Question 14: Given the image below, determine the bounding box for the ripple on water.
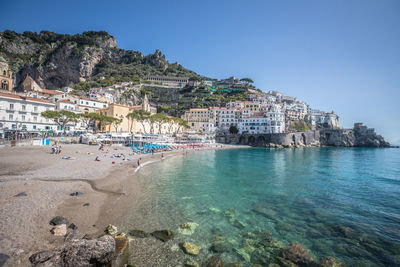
[118,148,400,266]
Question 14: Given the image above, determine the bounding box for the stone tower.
[0,56,13,92]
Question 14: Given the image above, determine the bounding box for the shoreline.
[0,143,246,266]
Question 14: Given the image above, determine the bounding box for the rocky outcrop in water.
[217,123,391,148]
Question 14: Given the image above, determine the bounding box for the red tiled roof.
[0,92,54,105]
[41,89,63,95]
[59,100,74,104]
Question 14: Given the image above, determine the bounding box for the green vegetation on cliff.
[0,30,201,89]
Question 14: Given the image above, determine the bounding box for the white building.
[238,116,268,134]
[0,92,57,133]
[219,108,237,129]
[144,75,189,87]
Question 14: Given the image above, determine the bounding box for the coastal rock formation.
[217,123,390,148]
[29,235,115,267]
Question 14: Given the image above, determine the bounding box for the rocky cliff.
[0,30,199,89]
[217,125,391,148]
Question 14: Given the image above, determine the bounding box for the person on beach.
[161,153,164,160]
[95,156,100,161]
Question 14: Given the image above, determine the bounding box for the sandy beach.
[0,143,241,266]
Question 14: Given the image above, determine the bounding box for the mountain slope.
[0,30,200,89]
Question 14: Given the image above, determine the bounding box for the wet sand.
[0,143,243,266]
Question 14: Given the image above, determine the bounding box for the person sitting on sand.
[95,156,100,161]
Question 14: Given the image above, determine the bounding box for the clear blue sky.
[1,0,400,143]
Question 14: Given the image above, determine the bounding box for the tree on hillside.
[240,78,254,84]
[41,110,79,134]
[126,110,151,134]
[189,76,202,81]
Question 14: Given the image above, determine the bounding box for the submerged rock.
[211,241,230,253]
[105,224,118,235]
[225,263,242,267]
[182,242,200,255]
[29,235,115,267]
[151,230,174,242]
[185,258,200,267]
[281,243,315,266]
[235,248,251,262]
[178,222,199,235]
[50,224,67,236]
[128,229,149,238]
[203,256,224,267]
[209,207,221,214]
[231,219,246,229]
[320,256,345,267]
[331,225,356,239]
[49,216,68,226]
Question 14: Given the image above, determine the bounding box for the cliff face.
[217,127,391,148]
[0,30,197,89]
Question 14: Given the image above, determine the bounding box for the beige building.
[21,75,63,98]
[0,57,13,92]
[97,102,180,134]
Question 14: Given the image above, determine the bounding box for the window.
[34,106,38,112]
[86,102,89,105]
[22,105,26,111]
[22,115,25,121]
[9,114,13,120]
[33,125,36,130]
[9,103,14,110]
[33,116,37,122]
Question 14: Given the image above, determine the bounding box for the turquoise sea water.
[119,148,400,266]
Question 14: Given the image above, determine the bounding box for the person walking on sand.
[137,158,141,167]
[161,153,164,160]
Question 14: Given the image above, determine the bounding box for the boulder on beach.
[105,224,118,235]
[112,235,130,267]
[151,229,174,242]
[50,224,67,236]
[70,192,83,196]
[128,229,149,238]
[29,235,115,267]
[203,256,224,267]
[49,216,68,226]
[181,242,200,255]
